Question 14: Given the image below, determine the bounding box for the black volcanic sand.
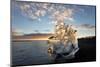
[76,37,96,62]
[11,37,96,67]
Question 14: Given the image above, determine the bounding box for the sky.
[11,1,96,38]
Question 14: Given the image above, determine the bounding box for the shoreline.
[12,39,49,42]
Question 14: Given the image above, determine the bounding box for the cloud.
[44,29,50,32]
[66,17,74,22]
[74,24,95,38]
[35,10,46,17]
[33,30,40,33]
[51,21,57,24]
[12,28,24,36]
[15,2,49,20]
[80,24,95,29]
[38,18,41,22]
[12,28,22,33]
[13,1,75,24]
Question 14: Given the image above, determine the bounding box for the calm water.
[11,39,96,66]
[12,40,55,66]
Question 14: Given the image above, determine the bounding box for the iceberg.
[47,21,79,60]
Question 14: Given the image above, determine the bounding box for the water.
[11,39,96,66]
[12,40,54,66]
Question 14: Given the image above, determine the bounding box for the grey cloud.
[80,24,95,29]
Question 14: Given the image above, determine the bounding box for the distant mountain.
[24,33,53,36]
[12,33,96,41]
[12,33,53,41]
